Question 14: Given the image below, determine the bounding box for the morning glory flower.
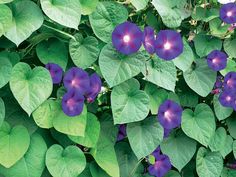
[112,21,143,55]
[223,72,236,91]
[155,30,184,60]
[157,100,183,130]
[62,89,85,116]
[148,154,172,177]
[152,147,161,159]
[218,0,235,4]
[219,90,235,107]
[45,63,63,84]
[220,3,236,24]
[117,124,127,141]
[85,73,102,103]
[207,50,227,71]
[63,67,90,94]
[143,26,156,55]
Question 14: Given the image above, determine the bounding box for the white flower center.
[226,96,231,101]
[164,110,173,121]
[212,58,218,64]
[227,11,233,17]
[164,42,171,50]
[123,35,130,43]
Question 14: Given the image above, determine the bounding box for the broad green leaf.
[69,33,99,69]
[91,134,120,177]
[127,116,164,159]
[36,38,68,70]
[209,127,227,152]
[0,122,30,168]
[0,55,12,89]
[78,164,92,177]
[46,145,86,177]
[99,44,145,87]
[183,59,216,97]
[10,62,53,116]
[0,98,4,126]
[161,131,197,171]
[221,168,236,177]
[79,0,98,15]
[32,99,60,129]
[233,141,236,159]
[209,18,230,38]
[196,147,223,177]
[151,0,191,28]
[224,37,236,58]
[89,1,128,43]
[0,4,12,37]
[90,162,110,177]
[5,1,44,46]
[165,170,181,177]
[0,51,21,66]
[142,57,176,92]
[220,135,233,158]
[220,59,236,76]
[53,105,87,136]
[131,0,148,11]
[178,91,198,108]
[68,113,100,148]
[173,39,194,72]
[0,0,13,4]
[40,0,81,29]
[50,129,74,148]
[193,34,222,57]
[111,78,149,124]
[0,134,47,177]
[213,95,233,121]
[181,103,216,146]
[192,7,219,22]
[227,117,236,139]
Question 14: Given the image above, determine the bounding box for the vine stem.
[129,157,144,177]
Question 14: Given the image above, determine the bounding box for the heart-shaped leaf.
[53,105,87,136]
[0,4,12,37]
[220,135,233,158]
[0,98,4,127]
[0,54,12,89]
[46,144,86,177]
[181,103,216,146]
[0,122,30,168]
[40,0,81,29]
[224,37,236,58]
[99,44,145,87]
[184,59,216,97]
[111,78,150,124]
[0,133,47,177]
[209,127,227,152]
[161,130,197,171]
[127,116,164,159]
[10,62,53,116]
[4,1,44,46]
[79,0,98,15]
[131,0,148,11]
[69,33,99,69]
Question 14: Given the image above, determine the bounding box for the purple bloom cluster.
[112,22,184,60]
[45,63,63,84]
[207,50,228,71]
[220,3,236,24]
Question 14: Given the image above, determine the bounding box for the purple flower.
[219,90,235,107]
[143,26,156,55]
[62,89,85,116]
[63,67,90,94]
[223,72,236,91]
[157,100,183,130]
[220,3,236,24]
[117,124,127,141]
[214,76,224,89]
[148,154,172,177]
[112,21,143,55]
[45,63,63,84]
[164,128,171,138]
[155,30,183,60]
[85,73,102,103]
[152,147,161,159]
[207,50,227,71]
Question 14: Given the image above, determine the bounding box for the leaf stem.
[129,157,144,177]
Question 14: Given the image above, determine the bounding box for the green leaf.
[0,4,12,37]
[227,117,236,139]
[173,39,194,72]
[160,130,197,171]
[0,54,12,89]
[78,164,92,177]
[183,59,217,97]
[79,0,98,15]
[0,122,30,168]
[50,129,74,148]
[130,0,148,11]
[36,38,68,70]
[99,44,145,87]
[0,0,13,4]
[40,0,81,29]
[209,127,227,152]
[111,78,150,124]
[0,98,4,127]
[233,141,236,159]
[0,133,47,177]
[91,134,120,177]
[209,18,230,38]
[213,95,233,121]
[196,147,223,177]
[181,103,216,146]
[4,1,44,46]
[90,162,110,177]
[53,105,87,136]
[10,62,53,116]
[46,144,86,177]
[193,34,222,58]
[220,135,233,158]
[224,37,236,58]
[89,1,128,43]
[221,168,236,177]
[69,33,99,69]
[151,0,191,28]
[127,116,164,159]
[142,57,177,92]
[32,99,60,129]
[165,170,181,177]
[192,7,219,22]
[68,113,100,148]
[178,91,198,108]
[220,59,236,76]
